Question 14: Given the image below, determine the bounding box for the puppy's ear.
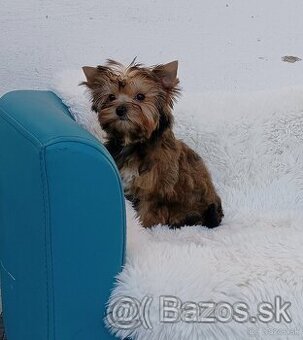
[82,66,98,83]
[152,60,179,89]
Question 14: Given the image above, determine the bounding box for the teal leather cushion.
[0,91,126,339]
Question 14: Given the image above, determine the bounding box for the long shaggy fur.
[54,76,303,339]
[82,60,223,228]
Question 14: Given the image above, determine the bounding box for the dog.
[82,59,223,228]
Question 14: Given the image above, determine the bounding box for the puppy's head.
[81,59,180,144]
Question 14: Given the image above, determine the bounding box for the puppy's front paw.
[203,201,224,228]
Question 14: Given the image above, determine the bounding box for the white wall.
[1,0,303,97]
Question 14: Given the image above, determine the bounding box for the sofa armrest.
[0,91,126,340]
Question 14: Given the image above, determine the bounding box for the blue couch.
[0,91,126,339]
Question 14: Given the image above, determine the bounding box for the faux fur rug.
[53,71,303,340]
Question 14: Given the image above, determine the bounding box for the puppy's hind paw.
[204,202,223,229]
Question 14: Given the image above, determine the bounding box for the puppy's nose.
[116,105,127,117]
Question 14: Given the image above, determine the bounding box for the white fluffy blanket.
[53,72,303,340]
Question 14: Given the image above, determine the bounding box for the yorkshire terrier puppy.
[82,59,223,228]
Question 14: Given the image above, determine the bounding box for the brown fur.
[82,59,223,228]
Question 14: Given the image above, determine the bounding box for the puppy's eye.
[108,94,116,102]
[135,93,145,101]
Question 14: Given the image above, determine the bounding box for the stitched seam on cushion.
[44,137,118,175]
[0,103,125,330]
[45,140,126,266]
[0,107,125,262]
[0,107,104,151]
[0,107,51,337]
[0,108,42,148]
[0,105,117,169]
[39,147,54,340]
